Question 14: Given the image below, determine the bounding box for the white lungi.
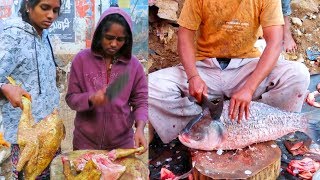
[148,56,310,143]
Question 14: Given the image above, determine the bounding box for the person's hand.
[1,84,31,110]
[89,89,107,106]
[188,75,208,103]
[134,127,147,155]
[229,87,253,123]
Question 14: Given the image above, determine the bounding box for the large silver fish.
[178,100,320,151]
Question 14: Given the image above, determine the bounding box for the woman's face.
[28,0,60,35]
[101,23,126,57]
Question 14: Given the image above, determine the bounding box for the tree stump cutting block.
[192,141,281,179]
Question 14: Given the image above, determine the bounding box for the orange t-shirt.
[177,0,284,60]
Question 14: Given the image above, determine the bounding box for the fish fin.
[180,113,204,135]
[212,121,226,143]
[304,110,320,145]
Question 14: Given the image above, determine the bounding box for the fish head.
[178,118,225,151]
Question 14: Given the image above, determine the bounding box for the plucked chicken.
[62,157,101,180]
[7,77,65,179]
[63,147,145,180]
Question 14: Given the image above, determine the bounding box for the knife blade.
[105,72,129,101]
[201,95,225,138]
[180,95,225,135]
[201,95,224,120]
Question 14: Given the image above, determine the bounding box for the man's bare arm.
[178,27,198,79]
[246,25,283,93]
[229,25,283,122]
[178,26,207,102]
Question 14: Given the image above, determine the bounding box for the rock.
[307,13,317,20]
[156,23,175,44]
[305,33,313,41]
[291,0,319,14]
[155,0,179,22]
[295,29,303,36]
[291,17,303,26]
[283,52,298,60]
[297,54,305,63]
[306,60,311,66]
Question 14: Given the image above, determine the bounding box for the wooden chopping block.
[192,141,281,180]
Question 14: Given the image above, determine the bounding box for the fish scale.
[219,102,305,149]
[179,101,319,151]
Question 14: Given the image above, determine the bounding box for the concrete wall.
[0,0,148,59]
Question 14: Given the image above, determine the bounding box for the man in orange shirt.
[148,0,310,144]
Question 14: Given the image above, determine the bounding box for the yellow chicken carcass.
[72,147,144,171]
[106,147,144,161]
[7,77,65,180]
[62,157,101,180]
[62,147,144,180]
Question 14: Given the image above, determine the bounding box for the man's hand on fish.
[89,89,108,106]
[1,84,31,109]
[229,87,252,123]
[188,75,208,103]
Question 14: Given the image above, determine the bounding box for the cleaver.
[180,95,225,137]
[105,71,129,101]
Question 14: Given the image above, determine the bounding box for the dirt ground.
[288,0,320,74]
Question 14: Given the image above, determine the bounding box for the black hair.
[91,13,132,60]
[19,0,62,24]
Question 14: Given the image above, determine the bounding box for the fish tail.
[304,110,320,145]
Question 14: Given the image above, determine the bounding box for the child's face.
[102,23,127,56]
[28,0,60,34]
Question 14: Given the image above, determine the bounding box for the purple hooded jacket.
[66,7,148,150]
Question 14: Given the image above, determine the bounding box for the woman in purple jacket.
[66,7,148,154]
